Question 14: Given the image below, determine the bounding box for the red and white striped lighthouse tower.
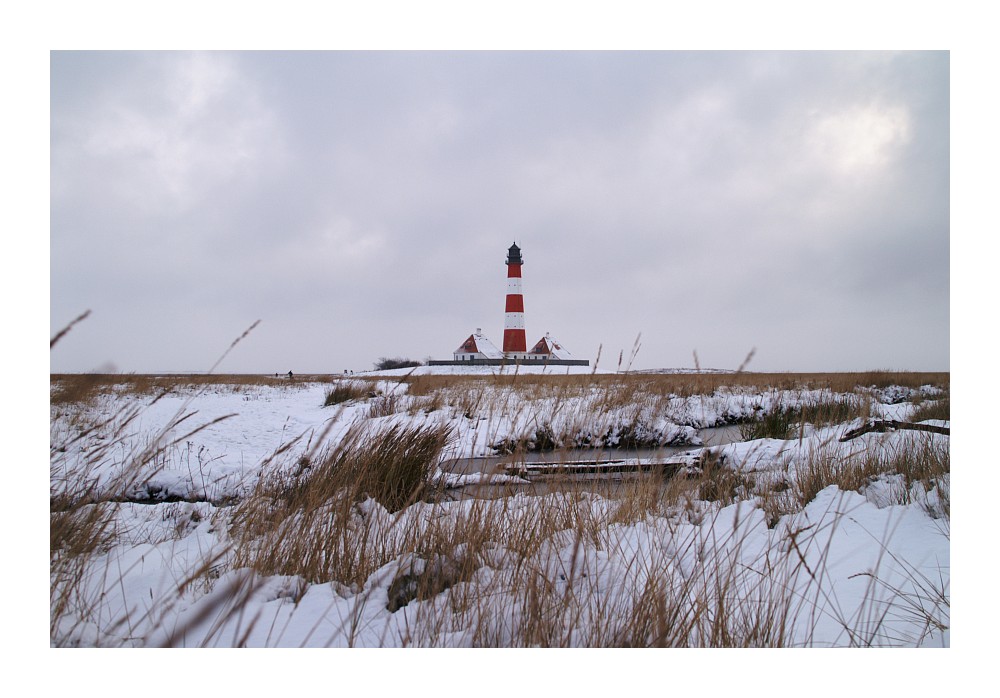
[502,242,527,355]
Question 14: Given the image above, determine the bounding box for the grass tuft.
[910,396,950,423]
[792,435,950,510]
[323,381,370,406]
[230,422,452,586]
[740,394,871,441]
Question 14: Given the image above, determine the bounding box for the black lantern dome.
[506,242,523,265]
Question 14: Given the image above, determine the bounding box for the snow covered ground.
[50,373,950,649]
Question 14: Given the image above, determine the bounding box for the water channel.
[437,424,745,499]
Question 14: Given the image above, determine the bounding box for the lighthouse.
[432,241,588,367]
[503,242,527,357]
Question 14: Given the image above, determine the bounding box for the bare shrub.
[375,357,423,371]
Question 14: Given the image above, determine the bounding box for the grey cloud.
[51,51,949,373]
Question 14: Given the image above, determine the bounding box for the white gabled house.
[453,329,504,361]
[529,333,574,360]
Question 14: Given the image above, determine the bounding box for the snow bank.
[59,482,947,647]
[51,379,949,647]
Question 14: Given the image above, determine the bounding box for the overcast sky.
[50,50,949,373]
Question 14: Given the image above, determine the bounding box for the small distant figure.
[344,370,349,376]
[287,370,293,379]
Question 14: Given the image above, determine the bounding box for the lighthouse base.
[428,358,589,367]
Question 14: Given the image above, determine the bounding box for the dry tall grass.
[739,394,874,440]
[230,422,452,587]
[51,373,356,404]
[51,369,949,404]
[910,396,950,422]
[793,434,950,515]
[401,370,948,400]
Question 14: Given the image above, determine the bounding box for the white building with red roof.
[528,333,574,360]
[453,329,504,361]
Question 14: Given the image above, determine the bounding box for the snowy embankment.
[51,377,949,647]
[51,378,939,503]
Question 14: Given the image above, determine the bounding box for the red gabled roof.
[455,332,503,358]
[529,334,574,359]
[530,336,551,354]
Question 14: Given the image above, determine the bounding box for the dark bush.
[374,357,423,371]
